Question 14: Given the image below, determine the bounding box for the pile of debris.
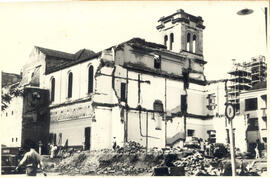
[44,141,266,176]
[49,142,161,176]
[173,150,223,176]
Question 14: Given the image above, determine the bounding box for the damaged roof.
[35,46,75,60]
[34,46,98,74]
[125,38,166,50]
[36,46,96,61]
[46,51,101,74]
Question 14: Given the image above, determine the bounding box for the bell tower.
[156,9,205,57]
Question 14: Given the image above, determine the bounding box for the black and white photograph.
[0,1,268,176]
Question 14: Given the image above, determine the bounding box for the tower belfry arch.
[156,9,205,56]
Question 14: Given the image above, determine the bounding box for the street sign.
[225,103,235,120]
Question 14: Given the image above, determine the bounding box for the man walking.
[255,140,261,159]
[16,141,45,176]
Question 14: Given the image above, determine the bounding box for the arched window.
[187,33,191,51]
[88,65,94,93]
[192,35,197,53]
[153,100,164,130]
[51,77,55,102]
[67,72,73,98]
[169,33,174,50]
[164,35,168,47]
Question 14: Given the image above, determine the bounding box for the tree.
[1,83,23,111]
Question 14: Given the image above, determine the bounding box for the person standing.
[112,137,117,150]
[255,140,260,159]
[50,144,58,158]
[16,142,45,176]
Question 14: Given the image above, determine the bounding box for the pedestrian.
[15,141,45,176]
[255,140,260,159]
[112,137,117,150]
[50,144,57,158]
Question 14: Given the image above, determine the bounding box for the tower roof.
[157,9,205,30]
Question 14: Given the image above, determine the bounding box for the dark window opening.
[187,129,195,137]
[49,133,57,145]
[181,95,187,113]
[85,127,91,150]
[12,138,14,142]
[187,33,191,51]
[51,78,55,102]
[68,72,73,98]
[164,35,168,47]
[11,111,13,115]
[153,100,163,130]
[120,83,126,101]
[245,98,258,111]
[247,118,259,131]
[153,100,164,112]
[207,130,216,143]
[154,55,161,69]
[169,33,174,50]
[88,66,94,94]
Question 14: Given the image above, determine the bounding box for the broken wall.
[20,47,46,88]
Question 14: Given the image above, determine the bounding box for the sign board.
[225,103,235,120]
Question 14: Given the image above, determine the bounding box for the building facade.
[43,9,217,150]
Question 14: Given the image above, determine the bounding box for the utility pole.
[225,80,236,176]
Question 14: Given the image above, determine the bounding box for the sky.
[0,1,268,81]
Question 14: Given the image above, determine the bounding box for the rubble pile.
[173,151,223,176]
[52,142,162,176]
[45,142,266,176]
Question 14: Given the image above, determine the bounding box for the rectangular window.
[120,83,126,101]
[187,129,195,137]
[12,138,14,142]
[181,95,187,112]
[245,98,258,111]
[247,118,259,131]
[154,55,161,69]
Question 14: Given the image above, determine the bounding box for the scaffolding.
[250,56,267,86]
[227,56,267,112]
